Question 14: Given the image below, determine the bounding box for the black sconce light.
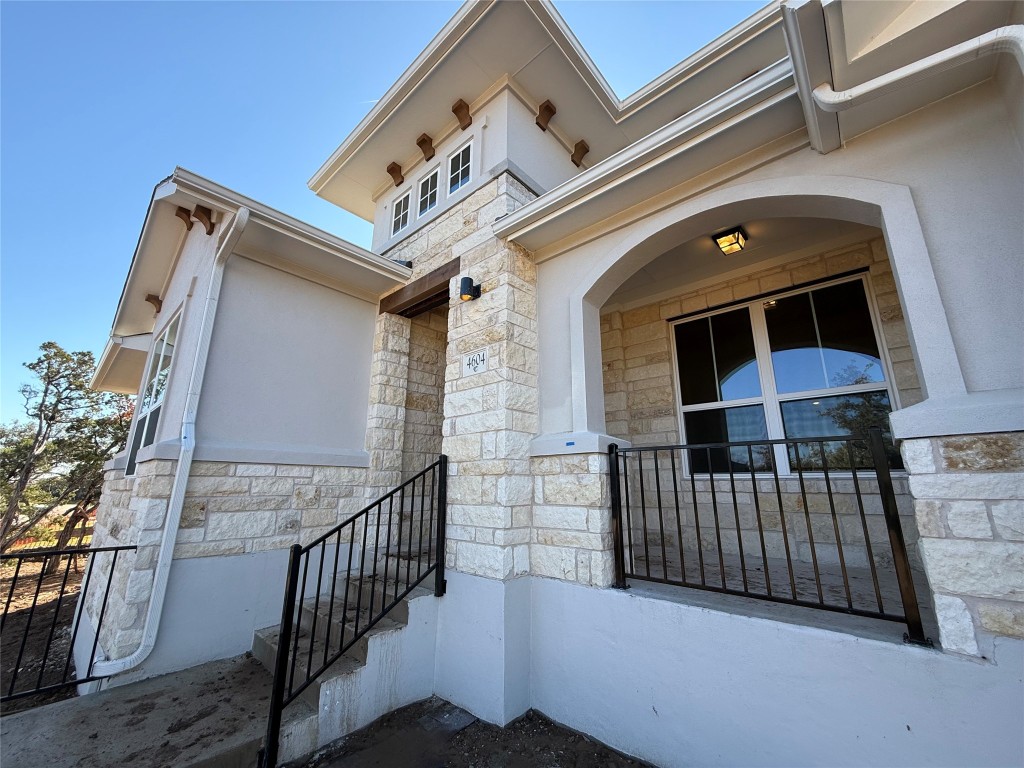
[712,226,748,255]
[459,276,481,301]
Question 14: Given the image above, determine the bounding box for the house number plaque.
[462,348,488,376]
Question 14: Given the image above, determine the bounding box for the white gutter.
[813,25,1024,112]
[93,206,250,678]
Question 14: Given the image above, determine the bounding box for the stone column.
[903,432,1024,656]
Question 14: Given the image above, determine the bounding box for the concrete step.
[0,654,317,768]
[252,574,439,756]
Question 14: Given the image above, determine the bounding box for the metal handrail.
[609,429,930,646]
[1,543,137,705]
[259,455,448,767]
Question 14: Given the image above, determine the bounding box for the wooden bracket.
[386,162,404,187]
[571,139,590,168]
[175,206,194,231]
[193,205,215,235]
[536,100,556,131]
[145,294,163,313]
[452,99,472,130]
[416,134,435,161]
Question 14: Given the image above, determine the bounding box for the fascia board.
[309,0,785,198]
[308,0,496,195]
[493,59,795,245]
[170,168,411,283]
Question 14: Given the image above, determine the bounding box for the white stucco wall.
[197,256,376,463]
[530,577,1024,768]
[505,91,581,194]
[534,79,1024,442]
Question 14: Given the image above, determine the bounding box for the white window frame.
[125,312,181,476]
[447,142,472,195]
[418,168,439,217]
[668,273,899,475]
[392,191,411,235]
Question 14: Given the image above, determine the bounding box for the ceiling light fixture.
[712,226,748,255]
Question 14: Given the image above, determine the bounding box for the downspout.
[813,25,1024,112]
[93,206,250,678]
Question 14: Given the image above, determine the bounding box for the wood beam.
[570,140,590,168]
[536,100,556,131]
[379,257,459,317]
[452,99,472,130]
[416,134,435,161]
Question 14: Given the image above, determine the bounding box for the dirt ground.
[1,552,88,714]
[305,697,650,768]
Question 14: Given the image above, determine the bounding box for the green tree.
[0,342,133,551]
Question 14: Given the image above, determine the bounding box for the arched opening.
[551,178,955,640]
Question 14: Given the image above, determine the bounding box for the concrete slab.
[0,654,300,768]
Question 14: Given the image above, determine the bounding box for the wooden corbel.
[536,100,556,131]
[145,294,163,313]
[386,162,405,186]
[416,134,435,161]
[570,139,590,168]
[175,206,194,231]
[192,205,215,235]
[451,99,472,130]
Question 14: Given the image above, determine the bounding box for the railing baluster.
[637,451,651,578]
[848,439,884,614]
[62,550,98,684]
[288,551,310,697]
[670,449,686,586]
[792,441,824,604]
[36,550,76,690]
[2,556,24,633]
[869,428,928,645]
[768,445,798,599]
[608,444,627,589]
[9,552,52,697]
[393,488,404,605]
[622,452,634,577]
[306,543,327,680]
[727,453,748,593]
[435,455,448,598]
[653,450,668,581]
[707,448,727,589]
[747,444,771,597]
[688,447,705,586]
[86,549,121,680]
[324,529,342,664]
[820,441,853,610]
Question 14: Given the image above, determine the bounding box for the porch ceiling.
[605,217,878,309]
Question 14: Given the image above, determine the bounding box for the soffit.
[822,0,1018,141]
[310,0,787,221]
[606,218,878,308]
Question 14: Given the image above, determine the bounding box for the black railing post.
[868,428,930,646]
[434,454,448,597]
[608,444,628,589]
[259,544,303,768]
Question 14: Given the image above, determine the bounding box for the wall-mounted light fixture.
[459,276,481,301]
[712,226,747,255]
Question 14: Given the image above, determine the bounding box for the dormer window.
[449,144,471,194]
[418,170,439,216]
[392,192,410,235]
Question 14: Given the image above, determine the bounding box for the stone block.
[124,569,154,606]
[235,464,277,477]
[185,476,251,497]
[977,602,1024,638]
[533,505,588,531]
[206,510,277,540]
[933,594,979,655]
[945,501,992,539]
[938,433,1024,473]
[530,544,577,581]
[921,539,1024,599]
[914,499,945,538]
[543,474,606,507]
[900,439,936,474]
[992,500,1024,541]
[456,541,512,579]
[174,541,245,559]
[251,477,296,496]
[909,473,1024,501]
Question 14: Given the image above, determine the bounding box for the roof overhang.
[92,168,411,392]
[309,0,787,220]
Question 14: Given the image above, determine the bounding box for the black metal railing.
[609,428,929,645]
[259,455,448,767]
[1,543,136,706]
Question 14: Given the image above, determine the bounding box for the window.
[126,315,180,475]
[448,144,471,194]
[418,170,438,216]
[391,192,410,235]
[672,276,900,472]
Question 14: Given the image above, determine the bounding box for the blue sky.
[0,0,764,421]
